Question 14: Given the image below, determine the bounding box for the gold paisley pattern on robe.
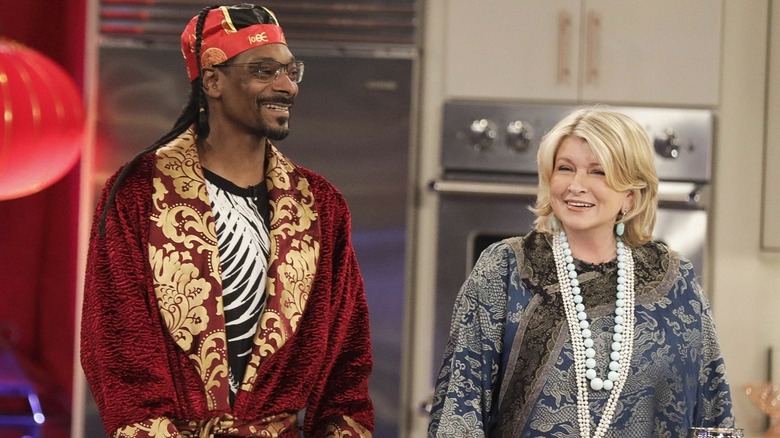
[324,416,373,438]
[148,128,321,413]
[113,413,298,438]
[175,412,298,437]
[149,128,231,411]
[242,143,320,390]
[113,417,178,438]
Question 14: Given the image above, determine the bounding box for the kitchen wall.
[403,1,780,436]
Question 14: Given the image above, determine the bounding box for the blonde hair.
[531,107,659,247]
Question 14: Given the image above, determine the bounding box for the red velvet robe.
[81,129,374,437]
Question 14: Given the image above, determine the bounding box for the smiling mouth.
[566,201,594,208]
[262,103,290,112]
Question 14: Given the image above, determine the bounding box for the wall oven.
[428,101,714,382]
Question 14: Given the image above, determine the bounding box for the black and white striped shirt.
[203,168,271,401]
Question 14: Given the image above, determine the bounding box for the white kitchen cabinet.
[443,0,581,102]
[443,0,722,106]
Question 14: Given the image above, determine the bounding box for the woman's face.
[550,136,632,240]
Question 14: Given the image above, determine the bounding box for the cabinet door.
[580,0,722,106]
[762,1,780,251]
[443,0,580,101]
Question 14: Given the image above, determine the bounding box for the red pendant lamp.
[0,37,85,201]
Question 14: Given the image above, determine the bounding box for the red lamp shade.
[0,37,85,201]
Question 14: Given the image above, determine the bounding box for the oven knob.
[506,120,534,152]
[465,118,498,150]
[654,128,680,159]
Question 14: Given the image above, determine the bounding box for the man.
[80,4,374,437]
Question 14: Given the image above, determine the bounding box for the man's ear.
[201,67,221,98]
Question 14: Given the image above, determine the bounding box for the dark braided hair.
[98,5,219,236]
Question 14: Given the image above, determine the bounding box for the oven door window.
[470,232,525,271]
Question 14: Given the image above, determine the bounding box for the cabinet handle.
[557,10,571,84]
[586,10,601,84]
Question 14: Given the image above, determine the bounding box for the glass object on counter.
[745,382,780,437]
[687,427,744,437]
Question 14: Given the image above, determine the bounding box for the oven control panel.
[441,101,713,183]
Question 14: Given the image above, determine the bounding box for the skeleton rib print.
[205,176,270,396]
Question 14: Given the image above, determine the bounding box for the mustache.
[257,96,295,106]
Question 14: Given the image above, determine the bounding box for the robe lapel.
[241,142,320,391]
[147,131,320,407]
[148,128,231,411]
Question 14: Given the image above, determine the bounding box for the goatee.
[257,97,293,141]
[265,117,290,140]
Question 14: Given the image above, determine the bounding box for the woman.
[428,108,735,436]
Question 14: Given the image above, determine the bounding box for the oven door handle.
[656,182,706,205]
[429,179,538,197]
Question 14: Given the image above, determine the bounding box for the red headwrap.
[180,5,287,82]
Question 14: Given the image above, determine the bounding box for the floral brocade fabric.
[428,231,735,437]
[148,128,321,412]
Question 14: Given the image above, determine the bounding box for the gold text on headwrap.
[249,32,269,44]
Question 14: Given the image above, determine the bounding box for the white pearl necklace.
[552,231,636,438]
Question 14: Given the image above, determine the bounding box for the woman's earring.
[616,206,628,236]
[551,216,559,231]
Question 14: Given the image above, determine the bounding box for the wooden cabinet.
[443,0,722,106]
